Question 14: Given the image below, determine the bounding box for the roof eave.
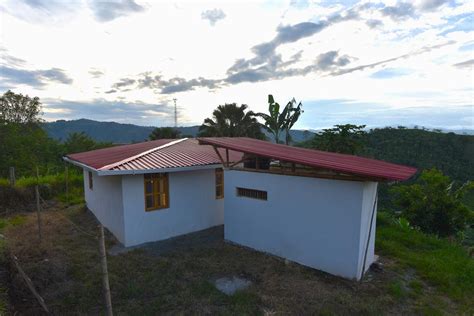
[63,156,99,173]
[97,163,224,176]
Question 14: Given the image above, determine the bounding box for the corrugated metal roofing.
[198,137,417,181]
[66,139,175,169]
[65,138,241,172]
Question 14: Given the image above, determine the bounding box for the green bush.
[0,171,84,210]
[391,169,473,237]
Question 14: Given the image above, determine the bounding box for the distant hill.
[364,127,474,183]
[42,119,314,144]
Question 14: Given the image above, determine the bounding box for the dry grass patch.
[2,205,466,315]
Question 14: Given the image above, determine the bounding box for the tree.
[0,91,62,177]
[149,127,181,140]
[198,103,265,139]
[391,169,473,237]
[63,132,112,154]
[0,90,42,124]
[257,95,303,144]
[283,98,303,145]
[300,124,366,154]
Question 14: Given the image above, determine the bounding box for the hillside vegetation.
[364,127,474,182]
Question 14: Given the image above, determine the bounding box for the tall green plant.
[283,98,303,145]
[257,95,303,144]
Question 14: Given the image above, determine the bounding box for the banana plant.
[283,98,303,145]
[257,95,289,144]
[257,95,303,144]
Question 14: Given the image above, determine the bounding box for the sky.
[0,0,473,130]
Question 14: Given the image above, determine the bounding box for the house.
[65,137,416,280]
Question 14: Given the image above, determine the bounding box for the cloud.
[111,73,219,94]
[104,4,460,95]
[201,8,226,26]
[108,40,453,93]
[366,19,383,29]
[453,59,474,69]
[289,0,310,9]
[0,49,26,67]
[1,0,82,24]
[89,69,104,78]
[224,8,361,83]
[330,41,455,76]
[112,78,136,89]
[43,98,173,125]
[419,0,451,11]
[314,51,350,70]
[381,2,416,20]
[88,0,145,22]
[0,66,72,88]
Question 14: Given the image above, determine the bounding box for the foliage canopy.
[149,127,181,140]
[257,95,303,144]
[391,169,473,237]
[0,90,42,124]
[299,124,367,154]
[198,103,265,139]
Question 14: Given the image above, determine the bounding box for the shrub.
[391,169,473,237]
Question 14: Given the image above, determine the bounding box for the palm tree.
[198,103,265,139]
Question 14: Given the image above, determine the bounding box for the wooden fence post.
[99,225,113,316]
[35,167,42,243]
[12,255,50,313]
[9,167,15,186]
[65,165,69,204]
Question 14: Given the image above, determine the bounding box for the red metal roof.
[197,137,417,181]
[66,139,175,169]
[65,138,241,172]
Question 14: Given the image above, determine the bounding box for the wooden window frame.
[144,173,169,211]
[88,171,93,190]
[236,187,267,201]
[215,168,224,199]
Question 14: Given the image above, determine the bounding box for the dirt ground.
[1,203,455,315]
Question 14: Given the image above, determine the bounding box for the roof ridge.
[99,138,188,171]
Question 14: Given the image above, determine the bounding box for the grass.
[376,212,474,312]
[2,205,472,314]
[0,172,84,212]
[0,215,27,313]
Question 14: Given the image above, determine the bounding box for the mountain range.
[43,119,315,144]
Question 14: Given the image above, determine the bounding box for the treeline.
[364,127,474,183]
[0,91,112,178]
[299,125,474,183]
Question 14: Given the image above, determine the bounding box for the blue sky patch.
[370,68,412,79]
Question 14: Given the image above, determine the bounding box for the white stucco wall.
[83,169,125,243]
[357,182,378,278]
[121,169,224,246]
[224,170,378,280]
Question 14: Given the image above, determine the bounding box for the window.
[88,171,93,190]
[215,168,224,199]
[236,187,267,200]
[144,173,169,211]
